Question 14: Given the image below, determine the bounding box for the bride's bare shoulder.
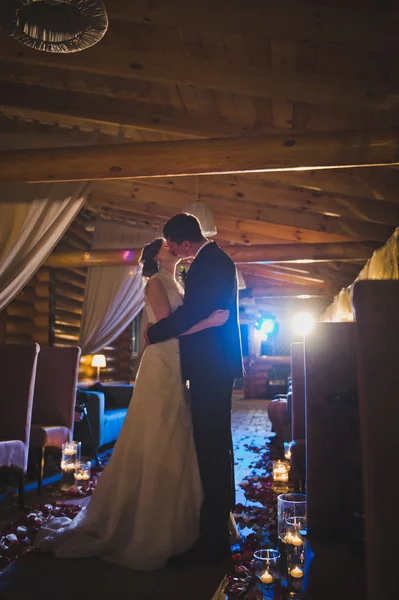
[145,274,167,297]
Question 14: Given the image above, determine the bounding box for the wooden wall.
[3,277,36,344]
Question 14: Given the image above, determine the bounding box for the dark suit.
[147,242,243,546]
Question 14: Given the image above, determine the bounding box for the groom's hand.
[144,323,153,345]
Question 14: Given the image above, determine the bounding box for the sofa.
[74,382,134,455]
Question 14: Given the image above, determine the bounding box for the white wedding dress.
[36,270,203,570]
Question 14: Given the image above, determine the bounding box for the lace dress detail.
[36,269,202,570]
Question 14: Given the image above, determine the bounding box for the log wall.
[3,278,37,344]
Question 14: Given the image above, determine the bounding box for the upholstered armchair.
[0,343,40,508]
[30,346,81,495]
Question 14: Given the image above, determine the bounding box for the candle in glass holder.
[290,566,304,579]
[253,549,280,588]
[61,441,81,490]
[284,516,307,546]
[63,445,75,456]
[260,570,273,584]
[273,460,289,483]
[74,461,91,491]
[284,532,303,547]
[277,494,306,543]
[61,461,76,471]
[61,441,81,466]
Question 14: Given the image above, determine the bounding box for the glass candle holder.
[283,516,307,547]
[253,549,280,598]
[277,493,306,543]
[272,460,290,484]
[286,543,305,594]
[284,441,292,461]
[61,441,81,470]
[74,461,91,491]
[61,441,81,490]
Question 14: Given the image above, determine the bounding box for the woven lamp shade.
[1,0,108,53]
[184,201,217,237]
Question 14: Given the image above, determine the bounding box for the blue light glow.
[260,318,276,335]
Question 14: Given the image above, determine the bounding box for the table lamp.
[91,354,106,380]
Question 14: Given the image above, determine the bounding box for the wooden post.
[0,130,397,182]
[353,280,399,600]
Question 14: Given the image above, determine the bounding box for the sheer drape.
[80,219,155,354]
[0,182,89,311]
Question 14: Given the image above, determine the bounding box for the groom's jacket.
[147,242,243,381]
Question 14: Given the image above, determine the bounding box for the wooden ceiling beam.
[239,264,325,286]
[236,169,399,201]
[105,0,398,50]
[44,240,379,269]
[0,81,284,141]
[98,178,399,236]
[0,30,397,110]
[240,285,327,299]
[149,175,399,225]
[92,202,281,245]
[92,192,358,244]
[1,130,398,183]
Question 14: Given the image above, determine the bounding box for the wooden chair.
[0,343,40,508]
[30,346,81,495]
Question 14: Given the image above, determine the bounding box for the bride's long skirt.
[36,339,203,570]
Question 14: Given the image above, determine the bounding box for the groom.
[146,213,243,563]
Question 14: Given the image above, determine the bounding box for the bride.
[36,238,229,571]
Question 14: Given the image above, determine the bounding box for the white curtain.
[80,219,156,354]
[0,182,90,312]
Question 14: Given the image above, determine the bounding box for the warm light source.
[292,312,315,337]
[91,354,106,380]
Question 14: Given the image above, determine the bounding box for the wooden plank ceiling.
[1,0,399,304]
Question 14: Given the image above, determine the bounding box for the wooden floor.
[0,397,271,600]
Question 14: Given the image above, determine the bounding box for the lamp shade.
[184,201,217,237]
[91,354,106,368]
[2,0,108,54]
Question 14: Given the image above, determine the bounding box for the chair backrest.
[0,343,40,445]
[32,347,81,435]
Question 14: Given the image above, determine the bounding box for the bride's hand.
[207,309,230,327]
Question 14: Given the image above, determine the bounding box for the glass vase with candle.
[277,493,306,543]
[283,516,307,548]
[273,460,290,483]
[253,549,280,599]
[61,441,81,490]
[287,543,305,594]
[74,461,91,492]
[277,493,306,580]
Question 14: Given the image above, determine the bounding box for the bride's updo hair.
[139,238,163,278]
